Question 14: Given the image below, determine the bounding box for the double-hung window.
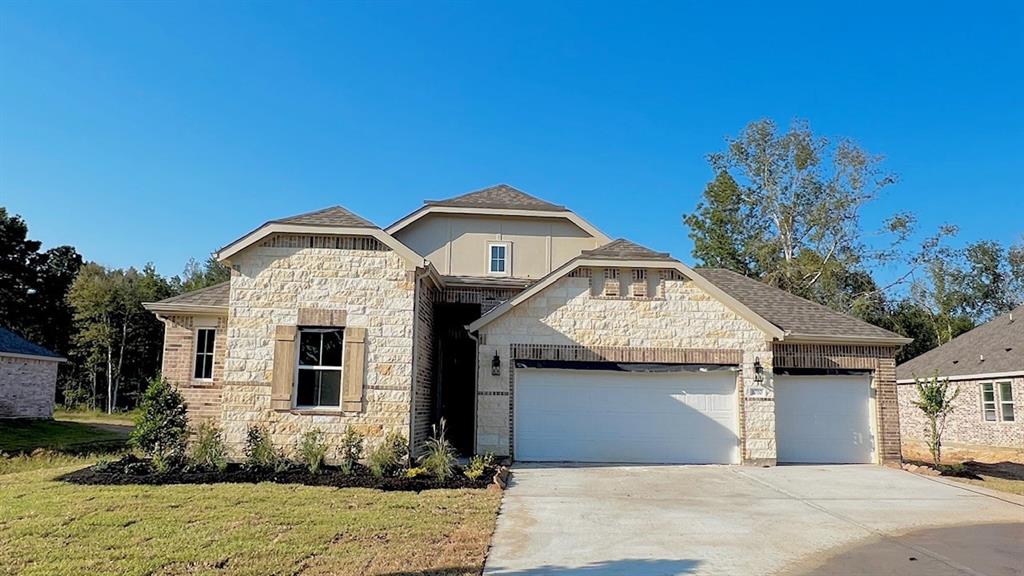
[295,328,344,409]
[193,328,216,380]
[488,242,509,275]
[982,382,1015,422]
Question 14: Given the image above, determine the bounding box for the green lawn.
[0,418,129,454]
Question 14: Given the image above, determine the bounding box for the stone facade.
[0,356,59,418]
[898,376,1023,462]
[474,271,775,462]
[220,234,416,460]
[159,314,228,423]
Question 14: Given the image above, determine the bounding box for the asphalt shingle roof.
[897,305,1024,380]
[271,206,376,228]
[696,268,905,341]
[425,184,567,212]
[0,327,61,359]
[581,239,676,261]
[152,282,230,308]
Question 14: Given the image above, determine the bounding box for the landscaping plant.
[912,372,960,467]
[244,425,286,472]
[188,421,228,472]
[298,428,328,474]
[338,425,364,474]
[130,377,188,470]
[464,452,494,481]
[420,418,457,482]
[368,430,408,478]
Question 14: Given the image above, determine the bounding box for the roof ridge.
[424,184,568,211]
[270,205,377,228]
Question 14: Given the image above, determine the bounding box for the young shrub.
[298,428,328,475]
[130,377,188,470]
[367,430,408,478]
[419,418,456,482]
[244,425,286,472]
[338,425,364,474]
[912,372,961,467]
[464,452,495,481]
[405,466,429,478]
[188,421,228,472]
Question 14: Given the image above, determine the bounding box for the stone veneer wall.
[897,376,1023,459]
[160,314,228,423]
[475,273,774,462]
[221,236,416,460]
[0,356,59,418]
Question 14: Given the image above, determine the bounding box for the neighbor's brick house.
[897,306,1023,462]
[146,185,911,465]
[0,327,64,419]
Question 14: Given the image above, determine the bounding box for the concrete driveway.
[484,465,1024,576]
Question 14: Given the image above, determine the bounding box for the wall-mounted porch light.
[753,357,764,385]
[491,352,502,376]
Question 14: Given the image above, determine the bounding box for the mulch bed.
[59,455,506,492]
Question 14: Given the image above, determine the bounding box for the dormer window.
[488,242,510,276]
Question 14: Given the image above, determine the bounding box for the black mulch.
[58,455,499,492]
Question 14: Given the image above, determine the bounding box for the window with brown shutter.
[342,327,366,412]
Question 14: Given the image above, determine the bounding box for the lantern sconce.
[753,357,764,385]
[491,352,502,376]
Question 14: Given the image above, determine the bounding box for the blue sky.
[2,1,1021,284]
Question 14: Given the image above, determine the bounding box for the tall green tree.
[178,255,230,292]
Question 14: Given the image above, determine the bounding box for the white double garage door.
[514,368,875,464]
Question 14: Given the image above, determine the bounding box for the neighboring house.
[144,184,911,466]
[0,327,64,418]
[896,306,1023,462]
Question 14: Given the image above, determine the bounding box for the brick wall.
[160,314,228,424]
[0,356,58,418]
[411,276,438,455]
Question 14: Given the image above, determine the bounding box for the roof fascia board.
[896,370,1024,384]
[386,206,610,243]
[142,303,229,316]
[215,224,424,270]
[782,333,913,346]
[0,351,66,363]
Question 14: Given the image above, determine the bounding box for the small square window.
[488,243,509,275]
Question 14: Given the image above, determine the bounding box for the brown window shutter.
[270,325,297,411]
[342,327,366,412]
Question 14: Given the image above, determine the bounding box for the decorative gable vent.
[603,268,620,297]
[631,269,647,298]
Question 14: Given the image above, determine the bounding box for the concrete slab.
[483,464,1024,576]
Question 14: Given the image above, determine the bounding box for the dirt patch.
[59,454,506,492]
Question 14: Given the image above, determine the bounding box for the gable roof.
[696,268,908,344]
[896,304,1024,381]
[271,206,376,228]
[144,281,231,315]
[425,184,567,211]
[0,327,64,361]
[581,239,675,261]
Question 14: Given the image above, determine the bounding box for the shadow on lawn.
[963,461,1024,482]
[381,559,701,576]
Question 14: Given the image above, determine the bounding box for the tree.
[178,256,229,292]
[911,374,960,467]
[131,377,188,470]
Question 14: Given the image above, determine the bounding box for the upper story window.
[193,328,216,380]
[488,242,510,276]
[295,328,344,409]
[982,381,1015,422]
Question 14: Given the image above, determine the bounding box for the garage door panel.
[515,368,739,464]
[774,375,874,464]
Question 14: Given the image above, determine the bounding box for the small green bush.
[464,452,495,481]
[188,421,228,472]
[367,430,408,478]
[405,466,428,478]
[419,419,456,482]
[298,428,328,475]
[244,425,286,472]
[130,377,188,468]
[339,425,364,474]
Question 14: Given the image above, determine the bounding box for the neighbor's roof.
[696,268,908,343]
[0,327,64,361]
[580,238,675,261]
[897,304,1024,381]
[269,206,377,228]
[143,282,230,314]
[424,184,567,211]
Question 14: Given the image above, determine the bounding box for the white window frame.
[293,327,345,410]
[487,242,510,276]
[981,382,997,421]
[192,327,216,381]
[997,381,1015,422]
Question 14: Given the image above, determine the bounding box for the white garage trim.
[774,374,878,464]
[513,367,740,464]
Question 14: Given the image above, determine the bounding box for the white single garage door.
[774,374,875,464]
[515,368,739,464]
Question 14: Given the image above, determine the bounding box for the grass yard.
[0,418,129,454]
[0,461,503,576]
[946,461,1024,496]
